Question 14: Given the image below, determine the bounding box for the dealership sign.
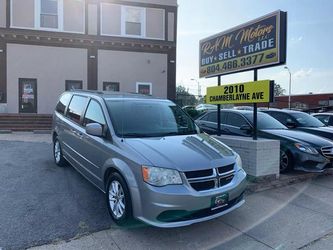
[199,11,287,78]
[206,80,274,104]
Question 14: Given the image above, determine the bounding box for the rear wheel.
[53,137,67,167]
[106,172,134,226]
[280,150,293,173]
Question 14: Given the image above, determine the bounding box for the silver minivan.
[52,91,247,228]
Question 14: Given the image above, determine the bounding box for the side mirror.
[286,121,297,129]
[86,123,104,137]
[240,124,253,134]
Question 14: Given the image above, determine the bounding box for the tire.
[280,150,293,173]
[106,172,134,226]
[53,137,67,167]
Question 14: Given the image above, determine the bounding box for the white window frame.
[10,0,85,34]
[136,82,152,95]
[35,0,64,32]
[121,5,146,38]
[101,3,148,39]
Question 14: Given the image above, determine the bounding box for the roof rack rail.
[68,89,104,95]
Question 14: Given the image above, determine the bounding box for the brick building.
[271,93,333,111]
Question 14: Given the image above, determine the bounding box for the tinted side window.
[226,113,247,127]
[268,112,293,126]
[207,112,217,123]
[55,93,72,115]
[202,112,226,123]
[83,100,106,127]
[314,115,329,125]
[66,95,88,124]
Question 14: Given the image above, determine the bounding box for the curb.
[246,169,333,194]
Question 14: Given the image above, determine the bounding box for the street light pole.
[284,66,292,109]
[191,79,201,97]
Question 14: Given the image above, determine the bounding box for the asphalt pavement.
[0,135,333,250]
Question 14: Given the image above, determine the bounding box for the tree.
[274,83,286,96]
[175,85,197,107]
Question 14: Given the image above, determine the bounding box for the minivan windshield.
[244,112,287,130]
[106,99,198,138]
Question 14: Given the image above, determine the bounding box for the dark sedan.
[262,109,333,140]
[195,110,333,173]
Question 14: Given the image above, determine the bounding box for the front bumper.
[135,169,247,228]
[293,151,332,172]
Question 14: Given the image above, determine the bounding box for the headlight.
[295,143,318,155]
[235,154,243,169]
[142,166,183,186]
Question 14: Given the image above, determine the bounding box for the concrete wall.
[0,0,6,28]
[168,12,175,42]
[11,0,35,28]
[98,50,168,98]
[146,8,164,39]
[63,0,85,33]
[7,44,87,114]
[214,135,280,178]
[101,3,121,36]
[88,4,98,35]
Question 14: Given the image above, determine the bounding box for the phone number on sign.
[205,53,266,74]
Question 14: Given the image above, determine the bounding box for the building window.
[40,0,59,29]
[122,6,145,37]
[66,80,83,91]
[103,82,120,92]
[136,82,152,95]
[35,0,64,31]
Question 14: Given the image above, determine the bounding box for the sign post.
[253,70,258,140]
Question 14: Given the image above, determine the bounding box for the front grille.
[218,164,234,174]
[184,169,213,179]
[157,192,244,223]
[321,146,333,158]
[184,164,235,192]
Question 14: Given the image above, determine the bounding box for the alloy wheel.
[54,140,61,163]
[108,180,126,219]
[280,150,289,172]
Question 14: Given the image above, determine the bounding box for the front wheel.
[280,150,293,173]
[53,137,67,167]
[106,172,133,226]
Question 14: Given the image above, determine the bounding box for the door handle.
[70,129,83,139]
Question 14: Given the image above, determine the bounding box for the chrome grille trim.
[184,165,235,192]
[321,146,333,159]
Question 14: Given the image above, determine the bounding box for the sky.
[176,0,333,96]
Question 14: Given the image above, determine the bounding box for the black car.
[262,109,333,140]
[312,113,333,126]
[195,110,333,173]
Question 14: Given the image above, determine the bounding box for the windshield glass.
[106,99,198,138]
[291,112,325,127]
[244,112,287,130]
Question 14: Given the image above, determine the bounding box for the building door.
[19,78,37,113]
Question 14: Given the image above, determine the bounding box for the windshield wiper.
[121,133,154,138]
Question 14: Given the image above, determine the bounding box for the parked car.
[52,91,247,228]
[195,104,217,111]
[262,109,333,140]
[182,105,200,119]
[312,113,333,126]
[195,110,333,173]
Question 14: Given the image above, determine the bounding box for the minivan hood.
[262,129,333,147]
[125,133,236,172]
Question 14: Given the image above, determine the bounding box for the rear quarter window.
[66,95,88,124]
[55,93,72,115]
